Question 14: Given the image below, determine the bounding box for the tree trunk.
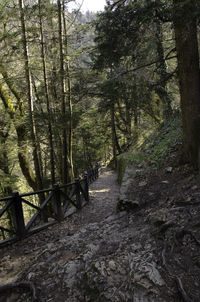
[19,0,43,190]
[0,79,37,191]
[38,0,56,185]
[173,0,200,168]
[155,21,172,120]
[111,105,117,168]
[62,0,74,181]
[125,100,132,143]
[57,0,68,184]
[111,104,121,167]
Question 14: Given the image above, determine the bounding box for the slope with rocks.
[1,124,200,302]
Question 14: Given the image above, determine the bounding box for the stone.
[161,180,169,184]
[139,181,147,187]
[166,167,173,173]
[147,209,167,226]
[108,260,116,271]
[192,185,198,190]
[27,272,35,280]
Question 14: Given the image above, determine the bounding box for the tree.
[0,74,37,191]
[19,0,44,190]
[62,0,74,181]
[38,0,56,185]
[173,0,200,168]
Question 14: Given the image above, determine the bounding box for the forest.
[1,1,200,300]
[0,0,200,197]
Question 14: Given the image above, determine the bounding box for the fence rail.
[0,166,100,247]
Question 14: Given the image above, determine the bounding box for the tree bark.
[111,105,117,168]
[173,0,200,168]
[155,21,172,119]
[19,0,43,190]
[111,103,121,167]
[38,0,56,185]
[57,0,68,184]
[0,79,37,190]
[62,0,74,181]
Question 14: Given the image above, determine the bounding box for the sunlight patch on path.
[90,188,111,193]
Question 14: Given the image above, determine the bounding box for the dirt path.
[0,168,120,286]
[71,167,120,226]
[2,164,198,301]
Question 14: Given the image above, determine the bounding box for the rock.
[133,272,143,282]
[148,209,167,226]
[94,261,107,277]
[139,181,147,187]
[117,198,139,212]
[2,255,11,261]
[108,260,116,271]
[166,167,173,173]
[161,180,169,184]
[105,211,127,223]
[192,185,198,190]
[145,262,165,286]
[27,272,35,280]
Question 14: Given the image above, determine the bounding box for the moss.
[117,152,145,184]
[0,81,16,117]
[116,156,127,185]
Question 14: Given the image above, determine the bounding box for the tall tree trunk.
[19,0,43,190]
[57,0,68,184]
[155,21,172,120]
[0,124,15,236]
[173,0,200,168]
[111,105,117,168]
[62,0,74,181]
[38,0,56,185]
[125,100,132,143]
[111,103,121,167]
[0,121,13,196]
[0,79,37,191]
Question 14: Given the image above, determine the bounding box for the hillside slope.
[1,116,200,301]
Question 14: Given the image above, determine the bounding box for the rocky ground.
[1,164,200,301]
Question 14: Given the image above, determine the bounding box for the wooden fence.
[0,166,100,247]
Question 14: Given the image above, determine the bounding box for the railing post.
[53,184,64,222]
[95,164,99,178]
[12,192,26,239]
[84,172,89,202]
[75,179,82,209]
[87,171,90,184]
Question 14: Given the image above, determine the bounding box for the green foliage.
[117,152,145,184]
[140,115,182,167]
[0,0,190,194]
[116,114,183,185]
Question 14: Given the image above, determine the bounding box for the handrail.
[0,165,100,247]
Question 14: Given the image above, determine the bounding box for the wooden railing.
[0,166,100,247]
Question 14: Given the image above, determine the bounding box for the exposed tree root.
[175,229,200,246]
[176,277,192,302]
[161,243,192,302]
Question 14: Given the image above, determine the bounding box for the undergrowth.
[117,114,183,184]
[140,115,182,167]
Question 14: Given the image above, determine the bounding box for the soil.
[0,163,200,301]
[122,160,200,302]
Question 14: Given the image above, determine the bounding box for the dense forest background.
[0,0,200,197]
